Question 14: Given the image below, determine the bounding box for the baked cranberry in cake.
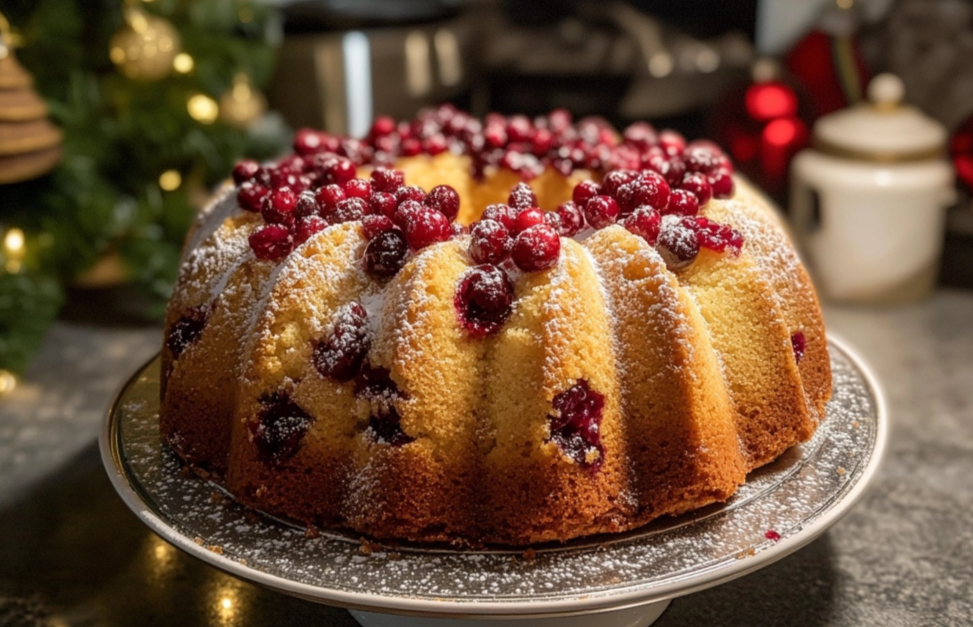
[791,332,807,364]
[313,302,370,382]
[548,379,605,471]
[658,218,700,266]
[469,219,511,265]
[512,225,561,272]
[355,362,407,402]
[249,224,294,261]
[368,406,414,446]
[691,216,744,254]
[455,265,514,337]
[167,306,209,360]
[363,229,408,277]
[251,391,314,464]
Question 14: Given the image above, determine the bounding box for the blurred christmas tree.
[0,0,289,376]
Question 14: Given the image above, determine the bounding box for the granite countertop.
[1,291,972,626]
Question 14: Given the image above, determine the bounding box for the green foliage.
[0,0,289,374]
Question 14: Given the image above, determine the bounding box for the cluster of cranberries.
[251,391,315,464]
[548,379,606,471]
[166,305,209,360]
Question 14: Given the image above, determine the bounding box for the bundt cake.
[161,105,831,546]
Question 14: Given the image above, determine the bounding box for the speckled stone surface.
[1,292,972,626]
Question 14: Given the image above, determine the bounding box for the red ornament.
[950,113,973,194]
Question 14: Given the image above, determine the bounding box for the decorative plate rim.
[100,333,887,619]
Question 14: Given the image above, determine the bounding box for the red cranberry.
[400,137,422,156]
[548,108,572,133]
[315,184,346,214]
[548,379,605,470]
[454,265,515,337]
[631,172,671,210]
[252,165,273,187]
[680,172,713,206]
[372,134,398,156]
[261,187,298,226]
[237,182,268,212]
[508,182,538,210]
[601,170,638,197]
[481,203,517,231]
[424,134,448,155]
[294,191,319,219]
[507,115,533,143]
[371,168,405,193]
[692,216,744,254]
[665,189,700,217]
[659,129,687,155]
[708,169,735,199]
[370,115,396,137]
[425,185,460,220]
[329,197,368,224]
[167,306,209,360]
[684,144,726,173]
[277,155,306,174]
[658,218,700,265]
[531,128,555,155]
[251,391,314,464]
[326,158,357,186]
[572,180,601,207]
[623,207,661,245]
[392,199,424,229]
[368,405,414,446]
[293,128,328,155]
[313,302,370,382]
[355,362,406,401]
[484,123,507,148]
[791,332,807,364]
[396,185,426,205]
[622,122,659,148]
[345,178,372,200]
[405,207,451,250]
[451,222,468,237]
[469,219,511,264]
[512,208,545,234]
[543,210,563,233]
[765,529,782,542]
[249,224,294,261]
[583,195,620,229]
[269,169,310,193]
[361,214,396,240]
[512,224,561,272]
[232,160,261,185]
[556,201,586,236]
[369,191,398,219]
[294,216,328,245]
[363,229,409,277]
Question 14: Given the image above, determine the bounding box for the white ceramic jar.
[790,73,955,303]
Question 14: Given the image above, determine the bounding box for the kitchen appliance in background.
[266,0,482,137]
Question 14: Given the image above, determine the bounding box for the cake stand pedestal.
[101,336,885,627]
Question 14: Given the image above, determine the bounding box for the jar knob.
[868,73,905,109]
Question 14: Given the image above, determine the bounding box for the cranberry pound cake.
[161,105,831,546]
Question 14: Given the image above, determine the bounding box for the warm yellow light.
[159,169,182,191]
[0,370,16,397]
[4,228,25,257]
[173,52,194,73]
[187,93,219,124]
[109,46,127,64]
[837,0,854,8]
[220,597,232,610]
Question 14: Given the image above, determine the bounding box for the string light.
[173,52,194,73]
[159,169,182,191]
[4,228,25,273]
[0,370,17,397]
[187,93,219,124]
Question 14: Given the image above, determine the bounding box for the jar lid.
[813,74,947,162]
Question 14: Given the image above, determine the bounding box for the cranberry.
[665,189,700,217]
[249,224,294,261]
[277,155,306,174]
[644,153,687,186]
[424,134,448,155]
[372,134,397,155]
[167,306,209,360]
[252,165,273,187]
[396,185,426,205]
[481,203,517,231]
[293,128,327,155]
[692,216,744,253]
[451,222,468,237]
[237,182,268,212]
[369,191,398,218]
[684,144,726,173]
[294,215,328,245]
[368,406,414,446]
[548,379,605,470]
[708,169,735,199]
[405,207,451,250]
[361,214,396,240]
[468,219,511,264]
[659,129,687,155]
[765,529,782,542]
[556,201,586,236]
[531,128,555,155]
[355,362,405,401]
[622,122,658,149]
[512,224,561,272]
[791,332,807,364]
[261,187,298,226]
[680,173,713,206]
[269,169,306,192]
[370,115,396,137]
[371,168,405,193]
[484,123,507,148]
[363,229,408,277]
[623,207,661,245]
[400,137,422,156]
[454,265,515,337]
[327,158,357,186]
[572,180,601,207]
[392,199,424,229]
[583,195,620,229]
[313,302,370,382]
[631,172,671,210]
[232,160,261,185]
[315,184,347,214]
[329,197,368,224]
[251,391,314,464]
[507,115,533,143]
[508,182,538,210]
[658,218,700,265]
[425,185,460,220]
[543,210,563,233]
[512,208,545,234]
[548,108,572,133]
[345,178,372,200]
[601,170,638,197]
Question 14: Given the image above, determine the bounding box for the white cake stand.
[101,336,885,627]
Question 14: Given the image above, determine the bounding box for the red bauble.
[951,113,973,194]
